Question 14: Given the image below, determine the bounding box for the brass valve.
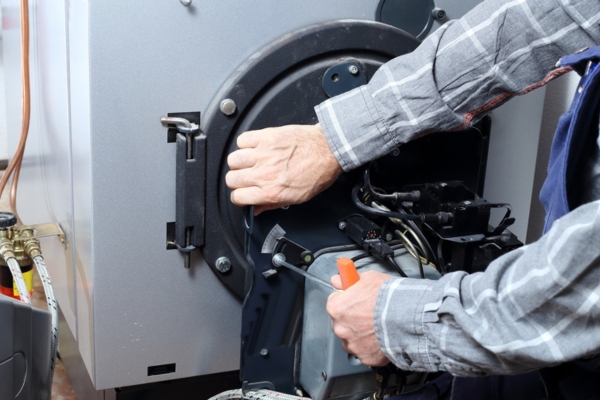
[0,214,49,264]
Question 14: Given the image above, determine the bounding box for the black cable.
[437,240,448,275]
[355,169,452,225]
[490,203,512,220]
[405,219,439,268]
[386,254,408,277]
[352,185,423,221]
[351,253,372,263]
[313,244,362,259]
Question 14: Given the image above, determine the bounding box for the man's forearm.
[375,200,600,376]
[316,0,600,171]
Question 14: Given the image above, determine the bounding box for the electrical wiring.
[355,169,452,225]
[0,0,31,224]
[437,240,448,274]
[397,223,428,262]
[352,185,423,221]
[403,218,438,267]
[371,201,437,270]
[491,203,512,220]
[385,254,408,278]
[312,244,362,259]
[419,256,437,271]
[351,246,408,263]
[395,229,424,279]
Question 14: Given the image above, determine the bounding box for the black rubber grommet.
[0,212,17,228]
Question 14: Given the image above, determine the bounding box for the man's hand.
[326,270,392,366]
[226,124,342,215]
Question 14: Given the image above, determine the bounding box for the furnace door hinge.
[161,112,205,268]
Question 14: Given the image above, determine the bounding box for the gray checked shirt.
[316,0,600,376]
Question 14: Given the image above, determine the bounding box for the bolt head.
[220,99,237,116]
[385,232,393,242]
[391,148,400,157]
[215,257,231,273]
[321,371,327,381]
[432,8,446,19]
[180,0,192,6]
[338,221,346,230]
[260,348,269,357]
[348,65,359,75]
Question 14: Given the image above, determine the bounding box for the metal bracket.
[321,60,367,98]
[26,222,66,247]
[161,112,205,268]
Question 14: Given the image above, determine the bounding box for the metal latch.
[161,112,206,268]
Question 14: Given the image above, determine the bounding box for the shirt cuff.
[315,85,394,172]
[374,277,442,372]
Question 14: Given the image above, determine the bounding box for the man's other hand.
[326,270,392,366]
[226,124,342,215]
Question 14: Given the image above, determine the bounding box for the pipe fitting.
[24,238,41,259]
[0,237,16,261]
[20,228,42,259]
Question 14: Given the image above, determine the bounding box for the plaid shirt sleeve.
[315,0,600,171]
[314,0,600,376]
[375,200,600,376]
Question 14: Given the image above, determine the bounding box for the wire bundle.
[353,167,441,277]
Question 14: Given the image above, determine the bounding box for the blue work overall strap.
[540,46,600,233]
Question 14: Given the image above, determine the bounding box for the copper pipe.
[0,0,30,224]
[9,156,24,224]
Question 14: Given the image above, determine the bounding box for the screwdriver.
[336,257,360,290]
[272,253,334,290]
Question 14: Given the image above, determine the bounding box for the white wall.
[0,3,8,162]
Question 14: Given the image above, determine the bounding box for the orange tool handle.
[336,257,360,290]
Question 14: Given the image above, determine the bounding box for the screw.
[180,0,192,6]
[295,389,304,397]
[463,201,472,205]
[431,8,446,20]
[348,65,359,75]
[301,251,313,264]
[321,371,327,381]
[391,148,400,157]
[385,232,393,242]
[220,99,237,116]
[215,257,231,273]
[338,221,346,230]
[260,348,269,357]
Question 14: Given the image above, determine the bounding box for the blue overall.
[540,46,600,233]
[390,47,600,400]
